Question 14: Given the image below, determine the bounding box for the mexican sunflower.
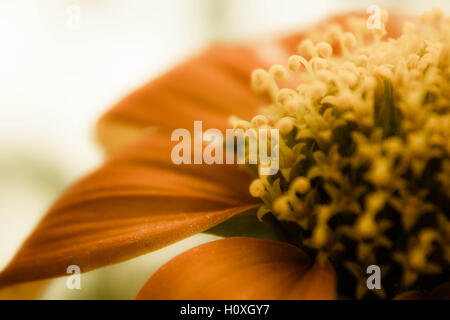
[1,9,450,300]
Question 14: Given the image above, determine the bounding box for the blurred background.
[1,0,449,299]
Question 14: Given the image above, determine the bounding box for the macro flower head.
[0,8,449,300]
[241,7,450,298]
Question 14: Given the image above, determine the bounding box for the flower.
[0,9,449,300]
[240,7,450,299]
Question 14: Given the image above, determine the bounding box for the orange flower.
[0,11,448,300]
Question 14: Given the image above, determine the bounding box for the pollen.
[251,69,270,92]
[298,38,316,58]
[232,8,450,299]
[290,177,310,194]
[269,64,288,81]
[251,115,269,128]
[316,41,333,58]
[273,196,292,217]
[249,179,267,197]
[275,117,295,135]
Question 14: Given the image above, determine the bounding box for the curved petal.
[430,282,450,300]
[394,282,450,300]
[393,290,426,300]
[0,280,49,300]
[97,44,270,153]
[98,13,411,153]
[136,237,336,300]
[0,132,258,288]
[279,12,410,53]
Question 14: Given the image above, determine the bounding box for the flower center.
[233,8,450,298]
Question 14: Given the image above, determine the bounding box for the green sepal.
[203,208,286,241]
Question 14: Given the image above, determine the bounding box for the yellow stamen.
[232,8,450,296]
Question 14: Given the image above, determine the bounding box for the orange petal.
[0,132,258,288]
[98,13,414,153]
[136,237,336,300]
[279,12,411,54]
[0,280,49,300]
[431,282,450,300]
[393,290,427,300]
[97,44,269,153]
[394,282,450,300]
